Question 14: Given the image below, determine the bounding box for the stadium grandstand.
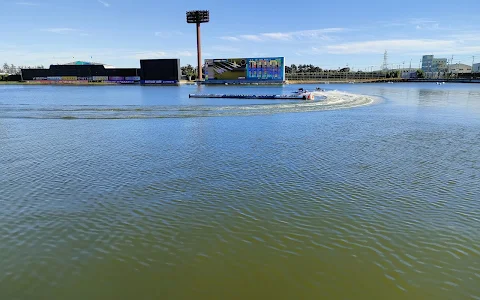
[21,59,180,84]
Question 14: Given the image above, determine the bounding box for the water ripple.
[0,91,377,119]
[1,84,480,299]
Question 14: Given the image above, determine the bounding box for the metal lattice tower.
[381,50,389,71]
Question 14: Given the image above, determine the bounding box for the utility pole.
[474,56,477,75]
[186,10,210,81]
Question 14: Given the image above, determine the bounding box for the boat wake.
[0,91,379,119]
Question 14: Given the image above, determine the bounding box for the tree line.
[0,63,45,75]
[180,63,353,79]
[285,64,351,73]
[181,63,427,78]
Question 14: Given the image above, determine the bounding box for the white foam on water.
[0,90,379,119]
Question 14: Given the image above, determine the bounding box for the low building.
[399,68,417,79]
[432,58,448,72]
[21,59,181,84]
[473,63,480,73]
[422,55,448,72]
[448,63,472,74]
[422,55,434,72]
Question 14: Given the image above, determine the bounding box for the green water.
[0,83,479,299]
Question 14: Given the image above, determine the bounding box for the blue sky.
[1,0,479,70]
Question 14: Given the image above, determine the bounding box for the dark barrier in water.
[189,93,311,100]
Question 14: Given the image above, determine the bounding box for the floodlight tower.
[186,10,210,81]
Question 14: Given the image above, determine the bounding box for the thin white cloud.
[409,18,437,25]
[0,47,123,67]
[413,45,480,56]
[43,28,79,34]
[308,38,478,55]
[415,23,440,30]
[324,39,454,54]
[220,36,240,42]
[377,18,442,30]
[239,34,262,41]
[98,0,110,7]
[409,18,441,30]
[175,51,194,57]
[15,1,39,5]
[130,50,194,60]
[221,28,346,42]
[210,45,240,53]
[154,31,183,38]
[449,32,480,42]
[262,32,291,41]
[131,51,168,59]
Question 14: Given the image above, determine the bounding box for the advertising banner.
[93,76,109,81]
[31,80,53,84]
[109,76,124,81]
[125,76,141,81]
[47,76,62,81]
[62,76,77,81]
[33,77,47,80]
[204,57,284,81]
[57,80,88,84]
[78,77,92,81]
[103,80,135,84]
[141,80,178,84]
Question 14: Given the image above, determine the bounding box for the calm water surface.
[0,83,479,299]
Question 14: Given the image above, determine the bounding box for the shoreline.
[1,78,480,86]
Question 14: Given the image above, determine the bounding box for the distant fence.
[286,71,480,81]
[286,72,387,81]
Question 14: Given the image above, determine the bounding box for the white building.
[473,63,480,73]
[422,55,448,72]
[400,68,417,79]
[448,63,472,74]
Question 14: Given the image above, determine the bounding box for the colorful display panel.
[204,57,284,81]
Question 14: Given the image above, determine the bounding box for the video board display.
[140,59,180,84]
[204,57,284,81]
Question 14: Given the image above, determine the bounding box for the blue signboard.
[246,57,284,81]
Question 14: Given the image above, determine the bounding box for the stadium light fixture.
[186,10,210,81]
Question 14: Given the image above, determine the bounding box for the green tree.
[181,64,196,80]
[416,69,425,79]
[290,64,297,73]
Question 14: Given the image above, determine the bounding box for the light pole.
[186,10,209,81]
